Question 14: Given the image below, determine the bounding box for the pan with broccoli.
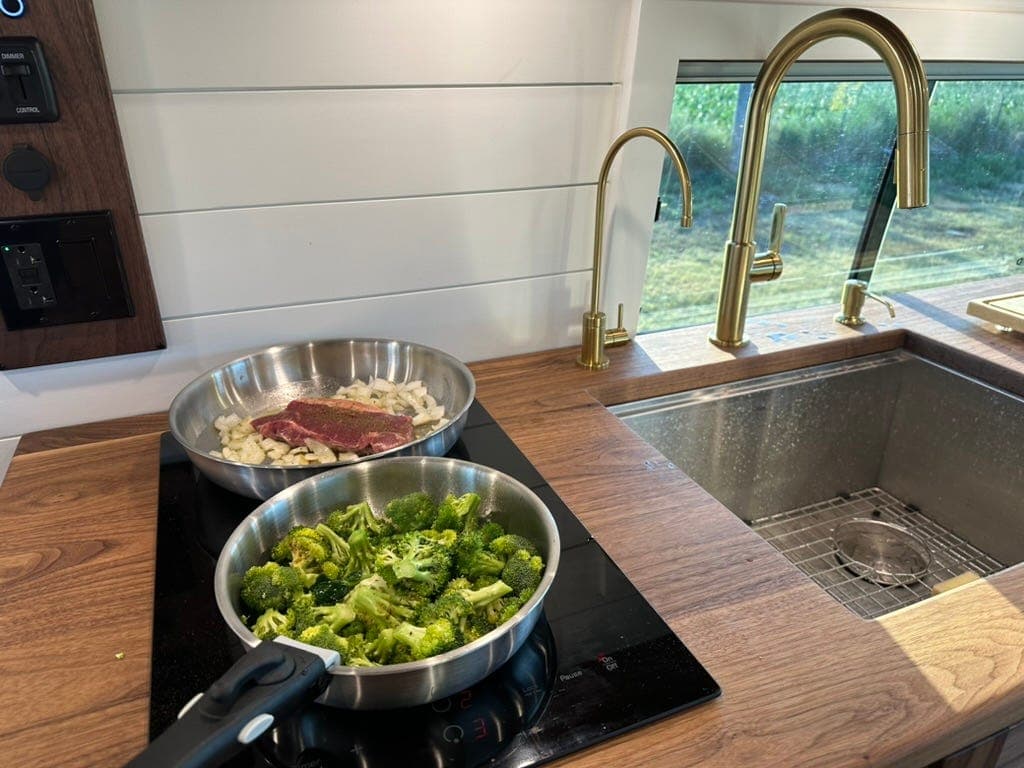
[237,490,548,666]
[130,457,557,767]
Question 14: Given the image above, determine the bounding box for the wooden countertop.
[4,277,1024,768]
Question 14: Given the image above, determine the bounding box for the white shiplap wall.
[0,0,636,438]
[10,0,1021,444]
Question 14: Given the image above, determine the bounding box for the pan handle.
[125,637,339,768]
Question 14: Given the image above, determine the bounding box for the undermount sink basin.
[612,343,1024,619]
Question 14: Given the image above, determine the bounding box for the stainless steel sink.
[612,347,1024,618]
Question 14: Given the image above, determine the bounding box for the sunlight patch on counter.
[878,578,1024,712]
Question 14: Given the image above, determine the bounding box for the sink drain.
[832,518,933,586]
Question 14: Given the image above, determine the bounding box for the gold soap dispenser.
[835,278,896,326]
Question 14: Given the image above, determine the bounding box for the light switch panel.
[0,37,58,124]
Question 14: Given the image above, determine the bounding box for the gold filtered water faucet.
[709,8,930,348]
[578,127,693,369]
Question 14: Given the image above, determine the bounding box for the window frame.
[610,1,1024,344]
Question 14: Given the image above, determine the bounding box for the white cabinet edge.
[0,436,20,489]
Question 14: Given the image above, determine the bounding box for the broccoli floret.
[394,619,458,660]
[344,528,376,581]
[479,521,505,546]
[277,526,331,570]
[416,591,473,625]
[442,577,473,594]
[240,561,307,612]
[366,626,399,664]
[364,626,412,665]
[315,523,350,565]
[501,549,544,597]
[341,634,380,667]
[325,501,392,539]
[376,531,453,597]
[345,574,416,627]
[385,492,438,532]
[297,623,348,655]
[312,602,357,633]
[454,530,507,581]
[287,593,320,635]
[433,492,482,532]
[294,565,320,588]
[452,579,513,609]
[483,591,532,627]
[373,540,402,572]
[498,593,529,624]
[252,608,292,640]
[460,612,494,643]
[420,528,458,550]
[415,591,484,641]
[311,576,350,606]
[488,534,539,558]
[269,536,291,563]
[339,619,368,638]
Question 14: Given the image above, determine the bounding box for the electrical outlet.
[2,242,55,309]
[0,212,132,330]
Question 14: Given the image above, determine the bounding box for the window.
[640,62,1024,335]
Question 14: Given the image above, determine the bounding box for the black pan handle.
[125,637,339,768]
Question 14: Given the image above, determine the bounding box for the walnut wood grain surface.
[0,0,164,370]
[3,277,1024,767]
[0,435,159,768]
[15,411,169,455]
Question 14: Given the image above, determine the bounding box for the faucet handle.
[767,202,787,255]
[605,303,631,347]
[750,203,786,282]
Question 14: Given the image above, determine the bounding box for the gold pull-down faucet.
[709,8,930,348]
[578,127,693,369]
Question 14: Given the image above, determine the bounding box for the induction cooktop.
[148,401,720,767]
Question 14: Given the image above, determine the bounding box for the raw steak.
[251,398,415,455]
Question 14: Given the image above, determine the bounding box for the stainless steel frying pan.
[168,339,476,499]
[126,456,560,768]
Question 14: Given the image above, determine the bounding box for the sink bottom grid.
[750,487,1003,619]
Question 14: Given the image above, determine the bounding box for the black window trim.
[677,60,1024,83]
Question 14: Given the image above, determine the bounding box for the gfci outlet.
[2,242,56,309]
[0,211,134,331]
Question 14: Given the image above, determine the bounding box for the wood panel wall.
[0,0,164,370]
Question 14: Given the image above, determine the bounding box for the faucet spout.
[578,126,692,370]
[710,8,929,348]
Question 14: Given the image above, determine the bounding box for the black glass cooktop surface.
[149,401,720,767]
